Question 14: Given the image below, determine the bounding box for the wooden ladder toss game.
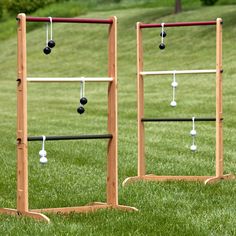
[123,18,235,186]
[0,13,137,223]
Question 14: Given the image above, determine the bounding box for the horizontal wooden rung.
[24,16,113,24]
[27,77,113,82]
[141,118,223,122]
[140,21,217,28]
[28,134,112,141]
[140,69,217,76]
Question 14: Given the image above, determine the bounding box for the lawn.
[0,2,236,236]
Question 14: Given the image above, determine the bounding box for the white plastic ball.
[190,129,197,136]
[190,144,197,152]
[39,149,47,157]
[40,156,48,164]
[170,100,177,107]
[171,81,178,88]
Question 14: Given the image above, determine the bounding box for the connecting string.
[192,117,195,148]
[161,23,165,44]
[192,117,195,131]
[42,135,46,152]
[39,135,48,164]
[45,23,49,46]
[80,82,83,105]
[80,81,85,105]
[192,137,195,146]
[190,117,197,151]
[48,16,53,40]
[172,71,176,101]
[172,84,175,101]
[170,70,177,106]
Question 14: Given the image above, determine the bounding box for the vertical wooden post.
[107,16,118,206]
[137,23,145,177]
[215,18,223,177]
[16,13,28,212]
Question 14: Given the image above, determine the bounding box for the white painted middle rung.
[140,69,217,75]
[27,77,113,82]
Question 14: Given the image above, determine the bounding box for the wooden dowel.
[215,18,223,177]
[28,134,112,141]
[140,69,217,76]
[22,16,113,24]
[27,77,113,82]
[141,118,222,122]
[140,20,217,28]
[137,22,145,177]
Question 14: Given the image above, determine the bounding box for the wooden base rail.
[0,203,138,223]
[123,174,235,186]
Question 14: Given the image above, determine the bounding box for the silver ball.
[39,149,47,157]
[190,129,197,136]
[171,81,178,88]
[40,156,48,164]
[170,100,177,107]
[190,144,197,152]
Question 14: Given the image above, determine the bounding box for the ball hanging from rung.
[39,149,47,157]
[171,81,178,88]
[40,156,48,164]
[190,129,197,136]
[159,43,165,50]
[43,47,51,55]
[160,31,167,37]
[77,106,85,114]
[170,100,177,107]
[48,40,56,48]
[39,150,47,164]
[190,144,197,152]
[80,97,88,105]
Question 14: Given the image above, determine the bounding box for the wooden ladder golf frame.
[0,13,137,223]
[123,18,234,186]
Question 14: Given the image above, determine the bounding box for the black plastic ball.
[77,106,85,114]
[80,97,88,105]
[48,40,56,48]
[43,47,51,55]
[159,43,165,50]
[160,31,167,37]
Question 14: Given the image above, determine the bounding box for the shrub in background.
[5,0,68,15]
[201,0,218,5]
[0,5,2,19]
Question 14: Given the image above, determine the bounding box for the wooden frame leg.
[0,208,50,223]
[205,174,235,184]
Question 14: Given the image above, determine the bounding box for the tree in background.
[175,0,182,14]
[0,2,3,19]
[174,0,218,14]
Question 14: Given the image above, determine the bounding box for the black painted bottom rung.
[28,134,112,141]
[141,117,223,122]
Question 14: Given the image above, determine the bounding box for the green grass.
[0,3,236,236]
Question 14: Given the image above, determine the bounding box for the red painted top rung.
[139,21,217,28]
[25,16,113,24]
